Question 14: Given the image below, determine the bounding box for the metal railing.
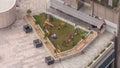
[50,0,104,29]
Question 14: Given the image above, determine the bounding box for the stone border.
[28,13,98,61]
[59,30,97,60]
[43,12,98,60]
[33,12,91,54]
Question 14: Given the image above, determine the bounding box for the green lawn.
[33,13,88,52]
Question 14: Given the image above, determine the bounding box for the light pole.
[91,0,94,17]
[45,0,47,13]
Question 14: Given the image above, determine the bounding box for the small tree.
[72,42,76,46]
[44,32,48,39]
[54,49,58,54]
[27,9,32,15]
[35,19,39,24]
[82,36,85,40]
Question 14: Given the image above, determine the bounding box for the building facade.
[63,0,84,10]
[89,42,115,68]
[48,0,115,68]
[93,0,120,24]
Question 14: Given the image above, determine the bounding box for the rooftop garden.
[33,13,89,52]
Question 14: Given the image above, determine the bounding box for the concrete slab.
[0,19,50,68]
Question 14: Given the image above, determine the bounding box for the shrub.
[82,36,85,39]
[100,49,105,54]
[44,32,48,39]
[94,55,100,60]
[107,42,112,47]
[88,61,93,67]
[54,49,58,54]
[27,9,32,15]
[72,42,76,46]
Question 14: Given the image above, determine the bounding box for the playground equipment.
[60,22,66,27]
[45,29,50,35]
[44,19,54,27]
[51,34,57,40]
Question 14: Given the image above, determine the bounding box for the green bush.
[94,55,100,60]
[88,61,93,67]
[72,42,76,46]
[100,49,106,54]
[44,32,48,39]
[106,42,112,47]
[27,9,32,14]
[54,49,58,54]
[82,36,85,39]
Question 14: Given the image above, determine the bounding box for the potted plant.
[27,9,32,15]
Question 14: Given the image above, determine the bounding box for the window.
[99,52,115,68]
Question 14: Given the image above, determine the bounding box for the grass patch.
[33,13,46,25]
[33,13,88,52]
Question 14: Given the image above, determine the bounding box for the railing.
[46,11,75,26]
[50,0,104,29]
[87,41,114,68]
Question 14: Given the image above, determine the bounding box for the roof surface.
[0,0,16,13]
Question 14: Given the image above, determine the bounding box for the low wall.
[30,13,98,61]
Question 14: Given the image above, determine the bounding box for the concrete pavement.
[0,19,51,68]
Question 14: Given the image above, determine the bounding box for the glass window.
[99,52,115,68]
